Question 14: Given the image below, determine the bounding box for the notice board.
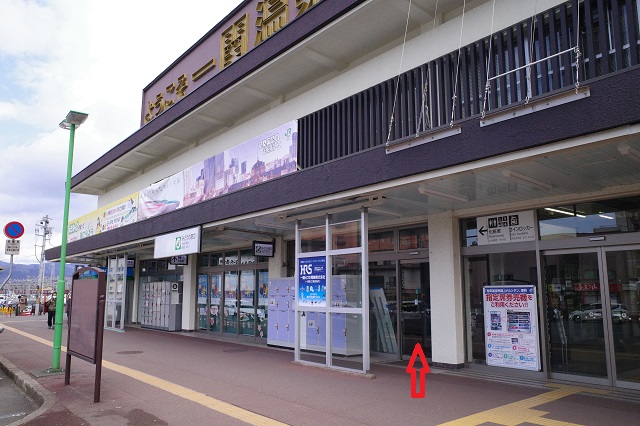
[482,285,541,371]
[67,267,106,364]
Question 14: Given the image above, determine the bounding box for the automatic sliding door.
[605,248,640,387]
[544,251,608,380]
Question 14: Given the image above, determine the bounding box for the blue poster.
[298,256,327,307]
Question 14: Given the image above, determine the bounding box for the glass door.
[210,273,222,333]
[223,270,239,334]
[197,274,208,330]
[543,246,640,388]
[240,270,255,336]
[400,260,431,357]
[543,250,609,382]
[605,247,640,388]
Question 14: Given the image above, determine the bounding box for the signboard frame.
[253,240,275,258]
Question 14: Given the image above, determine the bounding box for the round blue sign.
[4,221,25,239]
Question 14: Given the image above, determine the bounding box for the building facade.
[47,0,640,387]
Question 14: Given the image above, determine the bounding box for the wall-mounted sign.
[476,210,536,245]
[298,256,327,307]
[154,226,201,259]
[169,255,189,265]
[126,259,135,268]
[483,285,541,371]
[253,241,275,257]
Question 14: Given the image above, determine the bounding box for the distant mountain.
[0,260,77,282]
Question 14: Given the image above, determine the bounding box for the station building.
[47,0,640,387]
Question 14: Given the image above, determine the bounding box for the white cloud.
[0,0,238,263]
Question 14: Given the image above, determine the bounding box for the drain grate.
[116,350,144,355]
[223,348,248,353]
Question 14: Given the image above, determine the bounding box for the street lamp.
[50,110,88,372]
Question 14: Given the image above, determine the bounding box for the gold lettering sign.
[143,74,189,123]
[255,0,288,46]
[221,14,249,68]
[295,0,321,17]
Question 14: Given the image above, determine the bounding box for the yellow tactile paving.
[0,324,287,426]
[439,383,609,426]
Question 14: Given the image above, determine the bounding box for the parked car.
[611,304,631,324]
[569,303,603,322]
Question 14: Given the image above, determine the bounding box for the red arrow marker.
[405,343,430,398]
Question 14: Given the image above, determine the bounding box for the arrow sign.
[478,226,487,236]
[4,221,25,239]
[405,343,430,398]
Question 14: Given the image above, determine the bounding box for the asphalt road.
[0,366,38,425]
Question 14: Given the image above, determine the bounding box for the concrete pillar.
[428,210,465,367]
[181,253,197,331]
[268,236,286,279]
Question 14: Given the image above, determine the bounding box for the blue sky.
[0,0,238,263]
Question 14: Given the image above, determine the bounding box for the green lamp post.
[50,110,88,372]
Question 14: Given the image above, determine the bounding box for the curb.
[0,355,56,425]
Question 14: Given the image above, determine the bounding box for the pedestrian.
[66,294,72,325]
[45,292,57,329]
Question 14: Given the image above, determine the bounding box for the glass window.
[369,230,395,252]
[199,254,210,267]
[399,226,428,250]
[331,253,362,308]
[461,218,478,247]
[331,220,360,250]
[300,226,326,253]
[538,197,640,240]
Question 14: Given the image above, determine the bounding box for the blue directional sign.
[4,221,25,239]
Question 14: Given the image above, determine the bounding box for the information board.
[476,210,536,245]
[483,285,541,371]
[298,256,327,307]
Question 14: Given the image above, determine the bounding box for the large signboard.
[483,285,541,371]
[141,1,324,125]
[476,210,536,245]
[154,226,201,259]
[298,256,327,307]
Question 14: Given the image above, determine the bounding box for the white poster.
[476,210,536,246]
[483,285,541,371]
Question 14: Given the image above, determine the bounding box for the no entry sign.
[4,221,25,239]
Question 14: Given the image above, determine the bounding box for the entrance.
[369,257,430,359]
[197,250,269,339]
[543,246,640,388]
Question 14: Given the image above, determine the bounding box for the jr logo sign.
[175,237,182,250]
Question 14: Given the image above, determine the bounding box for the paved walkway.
[1,315,639,425]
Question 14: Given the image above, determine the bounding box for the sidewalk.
[1,315,639,425]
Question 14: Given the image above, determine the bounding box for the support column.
[428,211,465,368]
[181,254,197,331]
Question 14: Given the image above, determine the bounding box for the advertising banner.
[183,161,206,207]
[138,171,184,220]
[483,285,541,371]
[154,226,201,258]
[68,211,97,242]
[96,194,138,234]
[476,210,536,245]
[298,256,327,307]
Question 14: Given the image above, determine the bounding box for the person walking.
[45,292,57,329]
[66,294,72,326]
